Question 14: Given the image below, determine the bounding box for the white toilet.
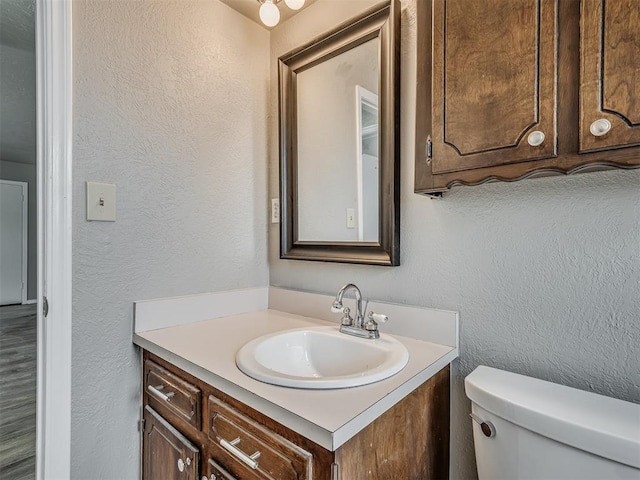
[465,366,640,479]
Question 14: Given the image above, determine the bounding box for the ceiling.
[0,0,35,51]
[219,0,317,29]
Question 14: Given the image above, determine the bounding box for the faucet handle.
[339,307,353,326]
[365,311,388,334]
[331,302,354,326]
[368,312,388,324]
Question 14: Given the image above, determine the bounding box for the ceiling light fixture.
[258,0,281,27]
[284,0,305,10]
[257,0,306,27]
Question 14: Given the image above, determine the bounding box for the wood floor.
[0,304,36,480]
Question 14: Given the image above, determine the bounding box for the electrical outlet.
[271,198,280,223]
[346,208,355,228]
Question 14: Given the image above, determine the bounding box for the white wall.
[0,42,37,301]
[0,160,36,299]
[0,44,36,166]
[269,1,640,479]
[72,0,270,477]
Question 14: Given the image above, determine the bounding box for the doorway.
[1,0,38,476]
[0,180,28,305]
[1,0,72,477]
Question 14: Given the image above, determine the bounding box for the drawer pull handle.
[220,437,261,469]
[147,384,175,402]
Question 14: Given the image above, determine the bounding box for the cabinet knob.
[527,130,545,147]
[590,118,612,137]
[177,457,190,472]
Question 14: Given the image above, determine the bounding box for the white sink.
[235,326,409,389]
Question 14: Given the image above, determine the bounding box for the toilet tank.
[465,366,640,480]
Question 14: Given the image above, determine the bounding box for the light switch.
[86,182,116,221]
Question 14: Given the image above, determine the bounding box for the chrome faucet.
[331,283,388,339]
[331,283,364,327]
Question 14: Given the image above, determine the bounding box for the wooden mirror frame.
[278,0,400,266]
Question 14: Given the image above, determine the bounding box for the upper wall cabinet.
[415,0,640,196]
[431,0,558,173]
[580,0,640,153]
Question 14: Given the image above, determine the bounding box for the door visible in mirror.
[296,39,379,243]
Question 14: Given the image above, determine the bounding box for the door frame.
[35,0,73,478]
[0,179,28,305]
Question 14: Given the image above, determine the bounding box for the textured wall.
[269,2,640,479]
[72,1,269,478]
[0,160,36,299]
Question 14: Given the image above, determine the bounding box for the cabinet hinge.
[43,296,49,318]
[138,418,145,432]
[426,135,433,165]
[331,463,339,480]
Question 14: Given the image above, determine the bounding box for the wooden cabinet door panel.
[580,0,640,152]
[431,0,557,173]
[143,406,200,480]
[204,458,240,480]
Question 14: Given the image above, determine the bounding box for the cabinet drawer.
[208,396,312,480]
[144,359,201,429]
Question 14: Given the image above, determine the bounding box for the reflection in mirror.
[297,39,379,242]
[279,0,400,266]
[356,85,379,242]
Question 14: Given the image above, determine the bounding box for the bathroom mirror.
[279,0,400,266]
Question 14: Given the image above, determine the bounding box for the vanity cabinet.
[415,0,640,195]
[141,351,451,480]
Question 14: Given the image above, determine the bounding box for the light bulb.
[284,0,305,10]
[259,0,280,27]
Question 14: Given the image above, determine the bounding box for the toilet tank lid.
[465,366,640,470]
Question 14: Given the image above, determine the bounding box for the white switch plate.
[346,208,355,228]
[87,182,116,221]
[271,198,280,223]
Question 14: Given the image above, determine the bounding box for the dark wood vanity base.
[142,350,450,480]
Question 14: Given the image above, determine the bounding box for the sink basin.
[235,326,409,389]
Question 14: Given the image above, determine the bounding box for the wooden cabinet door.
[204,458,240,480]
[430,0,557,174]
[580,0,640,153]
[143,406,200,480]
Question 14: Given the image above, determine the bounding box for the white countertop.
[133,308,457,451]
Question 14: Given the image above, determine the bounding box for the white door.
[0,180,27,305]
